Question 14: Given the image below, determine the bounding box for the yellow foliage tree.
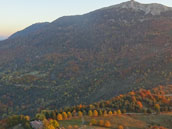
[43,119,49,128]
[67,112,72,119]
[93,110,98,117]
[36,113,45,120]
[88,110,93,117]
[25,115,30,121]
[43,119,59,129]
[78,111,83,117]
[57,113,63,121]
[47,125,55,129]
[49,119,59,128]
[117,109,121,115]
[108,111,113,116]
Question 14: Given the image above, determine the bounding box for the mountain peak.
[112,0,172,15]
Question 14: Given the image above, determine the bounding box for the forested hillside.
[1,1,172,117]
[0,85,172,129]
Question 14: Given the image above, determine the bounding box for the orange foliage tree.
[137,101,143,109]
[62,112,68,120]
[93,110,98,117]
[104,120,111,128]
[118,125,124,129]
[154,104,160,113]
[67,112,72,119]
[57,113,63,121]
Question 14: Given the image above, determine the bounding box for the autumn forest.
[0,0,172,129]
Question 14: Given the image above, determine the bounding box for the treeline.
[36,86,171,121]
[0,86,171,129]
[36,109,122,121]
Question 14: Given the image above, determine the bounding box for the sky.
[0,0,172,38]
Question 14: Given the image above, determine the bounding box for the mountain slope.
[1,0,172,117]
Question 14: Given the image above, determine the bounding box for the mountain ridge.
[9,22,49,39]
[6,0,172,41]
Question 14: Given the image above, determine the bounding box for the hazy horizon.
[1,0,172,38]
